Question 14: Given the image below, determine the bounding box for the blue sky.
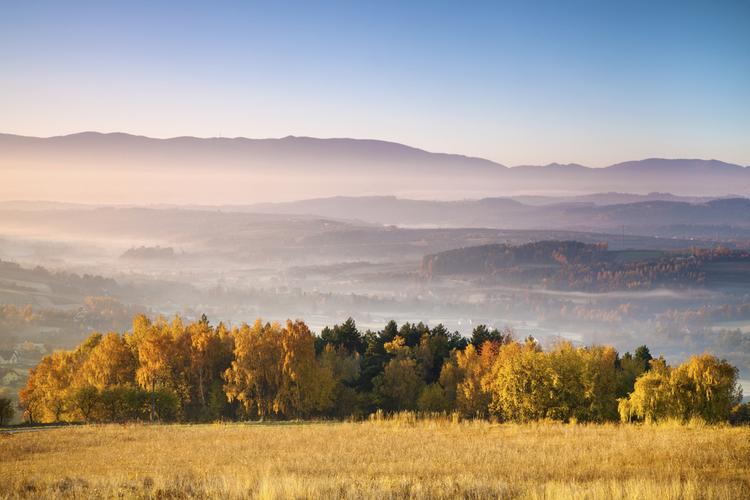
[1,0,748,165]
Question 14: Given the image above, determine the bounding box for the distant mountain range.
[1,132,748,201]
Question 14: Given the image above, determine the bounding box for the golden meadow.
[1,418,749,499]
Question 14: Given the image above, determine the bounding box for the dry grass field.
[2,419,749,499]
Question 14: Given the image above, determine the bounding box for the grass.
[1,419,749,499]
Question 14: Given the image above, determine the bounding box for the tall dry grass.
[1,418,749,499]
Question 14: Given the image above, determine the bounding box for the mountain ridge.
[2,131,748,170]
[1,132,749,201]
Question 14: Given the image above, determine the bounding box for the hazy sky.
[1,1,749,166]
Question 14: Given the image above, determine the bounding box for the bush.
[730,402,750,425]
[0,397,15,426]
[67,386,182,423]
[417,384,451,412]
[152,389,180,422]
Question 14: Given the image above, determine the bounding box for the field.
[2,420,750,499]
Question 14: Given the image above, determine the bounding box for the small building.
[0,350,19,365]
[0,368,21,385]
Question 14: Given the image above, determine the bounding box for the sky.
[1,0,749,166]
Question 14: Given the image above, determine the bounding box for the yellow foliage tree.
[486,341,554,422]
[224,320,283,419]
[19,350,78,422]
[618,354,740,423]
[276,320,335,417]
[455,343,493,417]
[132,317,185,420]
[187,317,230,410]
[224,319,336,419]
[81,332,136,390]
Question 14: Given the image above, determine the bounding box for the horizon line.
[0,130,742,170]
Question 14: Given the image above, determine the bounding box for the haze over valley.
[2,172,750,403]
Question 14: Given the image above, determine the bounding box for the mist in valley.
[2,187,749,404]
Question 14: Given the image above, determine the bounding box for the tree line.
[15,314,748,425]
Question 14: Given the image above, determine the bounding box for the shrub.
[0,397,15,426]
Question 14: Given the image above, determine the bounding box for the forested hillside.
[422,242,750,291]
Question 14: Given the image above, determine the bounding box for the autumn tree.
[668,354,741,422]
[436,352,461,409]
[618,358,672,423]
[455,343,495,417]
[486,340,554,422]
[579,345,620,421]
[619,354,740,423]
[276,320,336,417]
[186,316,233,418]
[132,316,184,420]
[80,332,136,390]
[19,366,42,423]
[224,320,283,419]
[546,342,586,420]
[224,319,336,419]
[24,350,79,422]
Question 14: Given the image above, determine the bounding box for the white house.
[0,350,19,365]
[1,369,20,385]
